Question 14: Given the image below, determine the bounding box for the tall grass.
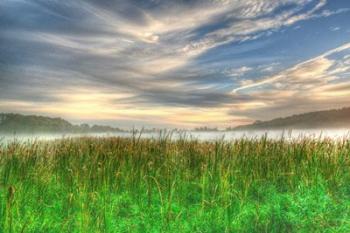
[0,135,350,232]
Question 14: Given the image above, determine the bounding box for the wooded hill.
[0,113,124,133]
[234,107,350,130]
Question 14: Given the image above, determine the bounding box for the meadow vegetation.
[0,134,350,232]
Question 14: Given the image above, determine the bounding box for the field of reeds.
[0,135,350,232]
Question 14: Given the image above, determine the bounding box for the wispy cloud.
[0,0,349,127]
[230,42,350,120]
[232,43,350,93]
[224,66,253,77]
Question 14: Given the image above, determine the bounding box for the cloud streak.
[229,42,350,120]
[0,0,349,128]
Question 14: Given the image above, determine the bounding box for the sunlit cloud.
[229,42,350,121]
[232,42,350,93]
[0,0,349,128]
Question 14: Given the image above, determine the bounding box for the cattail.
[7,185,15,205]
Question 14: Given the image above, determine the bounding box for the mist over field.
[1,0,350,232]
[1,129,350,145]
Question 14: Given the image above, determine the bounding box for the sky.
[0,0,350,129]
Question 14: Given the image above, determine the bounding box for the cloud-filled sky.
[1,0,350,128]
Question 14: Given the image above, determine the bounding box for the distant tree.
[0,113,125,133]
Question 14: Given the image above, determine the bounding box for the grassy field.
[0,135,350,232]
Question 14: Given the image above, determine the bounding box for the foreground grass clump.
[0,136,350,232]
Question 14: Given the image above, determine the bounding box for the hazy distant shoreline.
[2,107,350,135]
